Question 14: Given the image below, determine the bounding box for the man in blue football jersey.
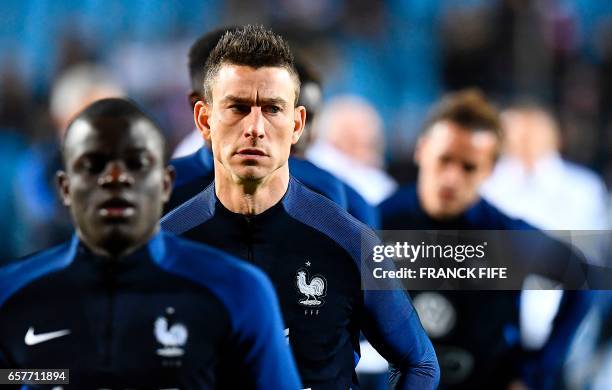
[162,25,439,389]
[379,89,592,389]
[0,98,301,389]
[165,27,379,228]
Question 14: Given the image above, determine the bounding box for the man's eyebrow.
[124,146,151,154]
[75,147,151,160]
[220,95,288,107]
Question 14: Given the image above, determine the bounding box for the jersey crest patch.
[155,307,188,357]
[413,292,456,338]
[296,263,327,308]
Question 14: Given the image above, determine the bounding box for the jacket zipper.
[245,217,254,262]
[103,265,116,367]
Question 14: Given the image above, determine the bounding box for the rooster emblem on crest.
[154,307,188,357]
[296,268,326,307]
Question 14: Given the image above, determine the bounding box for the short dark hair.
[424,89,501,139]
[62,97,168,164]
[203,25,300,105]
[295,59,322,120]
[188,27,237,95]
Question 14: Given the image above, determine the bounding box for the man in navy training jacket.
[162,25,439,389]
[379,89,593,389]
[0,98,301,389]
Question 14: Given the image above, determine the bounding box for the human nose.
[441,163,463,186]
[244,107,265,139]
[97,161,134,187]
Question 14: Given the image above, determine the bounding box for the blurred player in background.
[0,98,300,389]
[379,89,593,389]
[166,27,378,227]
[14,64,124,256]
[162,25,439,389]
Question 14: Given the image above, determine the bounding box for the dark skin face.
[57,116,174,258]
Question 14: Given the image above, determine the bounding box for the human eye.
[125,152,153,171]
[463,163,476,173]
[439,155,452,165]
[264,105,282,114]
[229,104,250,114]
[78,155,106,174]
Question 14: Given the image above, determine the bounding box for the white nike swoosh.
[24,327,71,346]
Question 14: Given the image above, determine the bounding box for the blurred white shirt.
[306,141,397,205]
[481,153,609,231]
[173,129,204,158]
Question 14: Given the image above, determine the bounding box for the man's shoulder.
[161,183,216,234]
[471,198,534,230]
[0,238,76,307]
[379,185,422,230]
[289,157,348,208]
[283,178,379,260]
[379,184,418,214]
[169,148,213,186]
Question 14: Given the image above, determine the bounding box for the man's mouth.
[439,188,456,202]
[98,197,136,218]
[236,148,267,157]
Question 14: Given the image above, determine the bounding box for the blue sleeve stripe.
[161,183,216,234]
[0,235,78,307]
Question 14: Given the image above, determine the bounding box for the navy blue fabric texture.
[343,182,380,229]
[164,146,215,213]
[379,184,593,389]
[0,231,300,389]
[162,177,439,389]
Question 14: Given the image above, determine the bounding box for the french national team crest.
[296,261,327,308]
[154,307,188,358]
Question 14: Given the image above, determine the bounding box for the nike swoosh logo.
[24,327,71,346]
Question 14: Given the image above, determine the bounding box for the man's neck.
[215,164,290,216]
[416,183,473,221]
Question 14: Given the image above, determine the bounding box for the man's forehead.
[213,64,295,99]
[428,121,498,150]
[65,117,161,158]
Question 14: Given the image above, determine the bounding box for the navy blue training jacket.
[0,232,300,389]
[379,184,593,389]
[162,178,439,389]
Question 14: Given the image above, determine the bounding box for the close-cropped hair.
[423,89,502,139]
[203,24,300,105]
[62,97,169,165]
